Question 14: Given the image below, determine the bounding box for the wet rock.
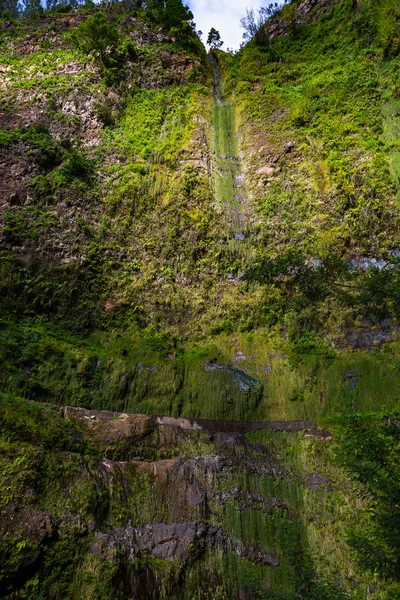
[64,407,157,445]
[0,142,36,207]
[90,532,118,562]
[215,487,288,513]
[307,257,323,267]
[203,360,261,394]
[343,370,360,388]
[1,507,55,541]
[0,507,57,579]
[91,522,279,567]
[64,406,317,437]
[135,457,180,479]
[90,522,200,562]
[173,455,222,478]
[345,326,399,349]
[185,480,207,507]
[283,140,296,153]
[302,472,332,492]
[212,431,244,450]
[233,350,246,363]
[349,256,387,270]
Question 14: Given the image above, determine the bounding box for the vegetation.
[1,0,400,597]
[69,12,120,64]
[207,27,223,49]
[337,410,400,585]
[240,3,287,44]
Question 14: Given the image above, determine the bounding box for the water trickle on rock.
[208,52,250,256]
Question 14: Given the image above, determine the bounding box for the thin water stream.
[208,52,246,244]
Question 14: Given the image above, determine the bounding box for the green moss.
[1,3,400,596]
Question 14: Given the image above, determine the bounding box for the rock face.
[256,164,281,177]
[0,142,36,208]
[265,0,343,39]
[0,507,56,582]
[63,405,318,437]
[1,507,55,542]
[91,522,279,566]
[0,398,337,598]
[2,1,400,597]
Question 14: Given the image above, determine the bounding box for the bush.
[119,36,137,59]
[51,3,72,13]
[337,411,400,583]
[56,150,93,184]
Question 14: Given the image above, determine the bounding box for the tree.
[165,0,196,44]
[45,0,59,10]
[45,0,81,11]
[22,0,43,17]
[0,0,20,16]
[207,27,223,49]
[170,19,194,44]
[240,3,285,44]
[69,12,120,64]
[165,0,193,29]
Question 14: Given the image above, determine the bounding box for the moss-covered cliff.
[2,395,398,599]
[1,0,400,597]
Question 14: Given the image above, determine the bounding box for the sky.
[187,0,264,51]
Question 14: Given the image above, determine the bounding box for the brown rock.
[303,429,333,441]
[256,164,281,177]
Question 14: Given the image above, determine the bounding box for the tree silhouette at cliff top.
[164,0,197,45]
[207,27,223,49]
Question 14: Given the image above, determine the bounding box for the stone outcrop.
[265,0,343,39]
[90,521,279,567]
[63,405,318,436]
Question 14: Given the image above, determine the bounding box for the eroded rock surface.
[91,522,279,566]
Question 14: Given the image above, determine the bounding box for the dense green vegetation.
[0,396,398,600]
[1,0,400,423]
[1,394,399,599]
[227,0,400,336]
[1,0,400,597]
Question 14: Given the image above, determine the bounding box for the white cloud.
[187,0,264,51]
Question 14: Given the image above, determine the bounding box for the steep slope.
[1,0,400,598]
[0,395,393,599]
[1,1,400,425]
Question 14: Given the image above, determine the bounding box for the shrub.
[51,3,72,13]
[119,36,137,59]
[56,150,93,184]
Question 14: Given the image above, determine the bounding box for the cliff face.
[1,0,400,426]
[265,0,344,38]
[1,0,400,597]
[0,397,380,599]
